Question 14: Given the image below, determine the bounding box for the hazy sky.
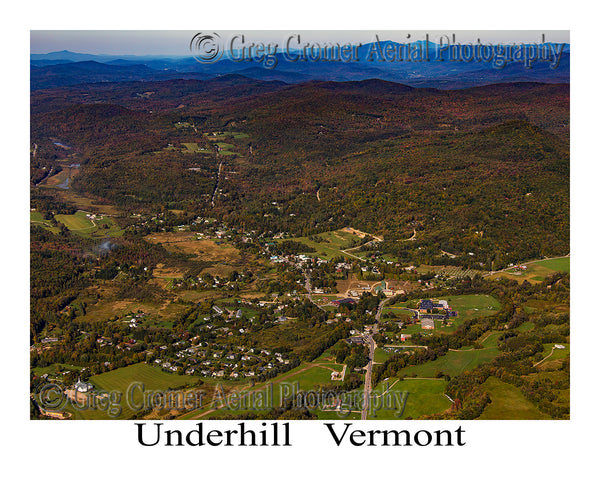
[31,30,570,56]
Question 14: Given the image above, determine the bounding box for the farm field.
[54,210,123,238]
[368,377,452,419]
[489,256,570,283]
[478,376,550,419]
[396,342,501,378]
[416,264,481,279]
[205,131,249,140]
[68,363,198,420]
[77,295,189,325]
[181,142,208,153]
[275,228,368,260]
[30,210,60,233]
[144,232,241,263]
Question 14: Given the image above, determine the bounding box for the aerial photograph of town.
[30,30,570,422]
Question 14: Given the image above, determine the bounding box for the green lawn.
[478,376,550,419]
[444,294,500,321]
[538,343,570,363]
[374,347,394,363]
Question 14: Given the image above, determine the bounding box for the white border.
[5,0,596,477]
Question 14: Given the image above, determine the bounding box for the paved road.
[361,296,391,420]
[210,160,224,207]
[304,269,326,312]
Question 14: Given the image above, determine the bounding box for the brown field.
[341,227,383,242]
[175,290,222,302]
[42,187,122,216]
[153,263,187,279]
[144,232,241,262]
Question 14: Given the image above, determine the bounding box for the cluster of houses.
[152,341,291,378]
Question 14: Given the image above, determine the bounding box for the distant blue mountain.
[30,41,570,90]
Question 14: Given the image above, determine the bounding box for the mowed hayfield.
[489,256,570,283]
[55,210,95,230]
[68,363,197,420]
[478,376,550,419]
[54,210,123,238]
[181,142,208,153]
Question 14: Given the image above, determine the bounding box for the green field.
[67,363,197,420]
[478,376,550,419]
[368,377,452,419]
[54,210,123,238]
[205,131,249,140]
[444,294,501,321]
[32,363,84,376]
[374,347,394,363]
[490,256,570,283]
[181,142,207,153]
[538,343,570,364]
[275,229,367,259]
[55,210,95,230]
[397,343,501,378]
[30,211,60,233]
